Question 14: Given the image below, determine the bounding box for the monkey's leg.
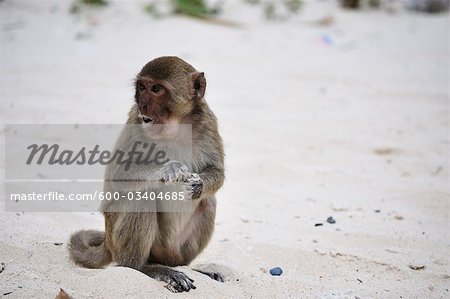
[107,212,156,269]
[107,212,196,292]
[181,198,225,283]
[142,264,196,292]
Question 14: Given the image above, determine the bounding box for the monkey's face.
[135,76,170,123]
[134,76,177,139]
[134,68,206,140]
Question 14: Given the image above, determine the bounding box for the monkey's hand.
[160,161,190,183]
[181,173,203,200]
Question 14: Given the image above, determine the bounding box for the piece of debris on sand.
[394,215,404,220]
[374,147,397,155]
[55,288,73,299]
[409,264,425,270]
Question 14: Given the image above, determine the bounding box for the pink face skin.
[136,77,167,122]
[135,71,205,141]
[135,77,181,140]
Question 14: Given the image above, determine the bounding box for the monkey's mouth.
[142,116,153,124]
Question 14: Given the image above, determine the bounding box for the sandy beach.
[0,0,449,298]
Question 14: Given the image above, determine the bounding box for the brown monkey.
[68,56,225,292]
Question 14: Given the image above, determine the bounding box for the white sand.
[0,1,449,298]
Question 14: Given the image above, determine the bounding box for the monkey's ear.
[190,72,206,99]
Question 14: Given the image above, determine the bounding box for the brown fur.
[68,57,224,292]
[68,230,111,268]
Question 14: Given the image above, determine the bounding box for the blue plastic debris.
[270,267,283,276]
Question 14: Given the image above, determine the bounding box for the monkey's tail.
[68,230,112,269]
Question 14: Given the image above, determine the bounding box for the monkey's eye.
[151,84,162,93]
[137,82,146,92]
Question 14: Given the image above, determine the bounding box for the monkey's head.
[133,56,206,139]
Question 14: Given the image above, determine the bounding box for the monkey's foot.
[144,265,196,292]
[194,269,225,282]
[162,269,196,293]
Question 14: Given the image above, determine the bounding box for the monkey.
[68,56,225,292]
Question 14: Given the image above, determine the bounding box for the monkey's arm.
[107,161,189,192]
[198,166,224,198]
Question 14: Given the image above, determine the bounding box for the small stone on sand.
[269,267,283,276]
[326,216,336,224]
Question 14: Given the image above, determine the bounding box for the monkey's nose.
[140,104,148,111]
